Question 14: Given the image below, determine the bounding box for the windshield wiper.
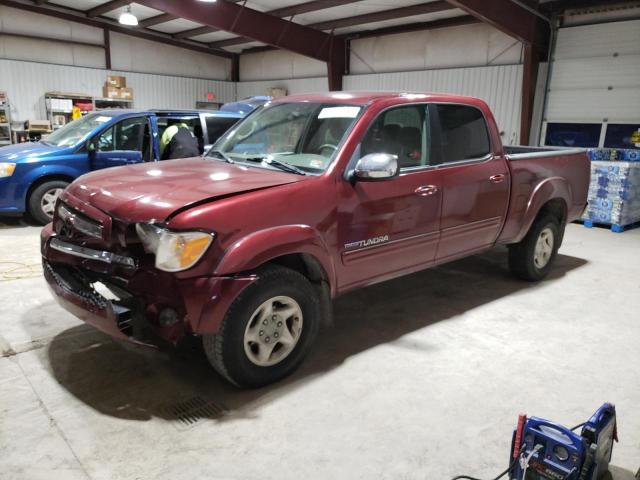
[244,156,307,176]
[209,150,234,164]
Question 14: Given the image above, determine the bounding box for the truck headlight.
[0,163,16,178]
[136,223,214,272]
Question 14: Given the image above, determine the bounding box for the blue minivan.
[0,108,246,224]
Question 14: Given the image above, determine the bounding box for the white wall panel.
[239,50,326,81]
[0,59,236,122]
[110,33,230,80]
[345,65,523,145]
[545,19,640,124]
[350,23,522,74]
[237,77,329,99]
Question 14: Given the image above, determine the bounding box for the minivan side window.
[360,105,429,169]
[436,105,490,163]
[205,116,240,145]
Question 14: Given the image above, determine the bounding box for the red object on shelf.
[75,102,94,112]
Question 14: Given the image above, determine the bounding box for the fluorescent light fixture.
[197,0,217,2]
[119,5,138,26]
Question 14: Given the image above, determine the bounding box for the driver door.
[90,116,151,170]
[335,104,443,291]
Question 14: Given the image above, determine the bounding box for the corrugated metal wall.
[236,77,329,99]
[237,64,523,145]
[0,59,236,122]
[545,19,640,123]
[344,64,523,145]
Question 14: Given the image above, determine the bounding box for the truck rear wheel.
[203,265,320,388]
[508,214,560,282]
[28,180,68,225]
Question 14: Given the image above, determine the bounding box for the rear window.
[545,122,601,148]
[436,104,490,162]
[205,116,239,144]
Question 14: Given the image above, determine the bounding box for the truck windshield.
[43,113,116,147]
[210,102,362,174]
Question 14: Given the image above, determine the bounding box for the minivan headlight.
[0,163,16,178]
[136,223,214,272]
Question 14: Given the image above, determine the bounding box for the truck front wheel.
[203,265,320,388]
[28,180,69,225]
[508,214,561,282]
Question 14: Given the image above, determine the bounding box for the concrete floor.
[0,218,638,480]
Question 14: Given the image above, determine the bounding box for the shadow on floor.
[38,249,587,423]
[0,215,39,229]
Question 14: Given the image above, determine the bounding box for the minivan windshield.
[43,112,117,147]
[210,102,362,174]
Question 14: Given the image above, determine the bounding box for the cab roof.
[271,91,487,107]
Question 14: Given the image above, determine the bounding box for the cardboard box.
[25,119,51,131]
[103,85,121,99]
[106,75,126,88]
[119,87,134,100]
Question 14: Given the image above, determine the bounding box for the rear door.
[90,116,151,170]
[431,103,510,262]
[336,103,443,290]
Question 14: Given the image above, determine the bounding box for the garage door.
[542,19,640,149]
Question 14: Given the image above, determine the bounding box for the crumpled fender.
[214,224,336,294]
[514,176,572,242]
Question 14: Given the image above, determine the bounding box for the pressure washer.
[452,403,617,480]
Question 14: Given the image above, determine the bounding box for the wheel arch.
[514,177,571,243]
[25,173,75,207]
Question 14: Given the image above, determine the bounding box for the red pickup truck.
[41,92,589,387]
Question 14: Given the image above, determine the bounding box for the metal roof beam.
[138,12,178,28]
[211,1,455,49]
[444,0,549,45]
[172,0,365,40]
[87,0,130,18]
[135,0,344,63]
[0,0,233,58]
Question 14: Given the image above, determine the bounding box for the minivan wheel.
[203,265,320,388]
[508,214,560,282]
[28,180,68,225]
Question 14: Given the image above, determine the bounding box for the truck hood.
[0,142,69,162]
[65,157,304,222]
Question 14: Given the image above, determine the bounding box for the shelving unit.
[0,92,11,146]
[45,91,133,130]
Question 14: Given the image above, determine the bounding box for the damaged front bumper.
[41,223,256,345]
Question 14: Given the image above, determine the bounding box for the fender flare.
[214,225,337,295]
[515,176,571,242]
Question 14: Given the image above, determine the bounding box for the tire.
[508,214,561,282]
[28,180,69,225]
[203,265,320,388]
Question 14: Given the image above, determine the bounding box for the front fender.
[214,225,336,294]
[15,163,83,209]
[515,176,572,242]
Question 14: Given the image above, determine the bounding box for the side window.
[436,105,491,163]
[113,116,147,151]
[360,105,428,169]
[205,116,239,144]
[96,126,114,151]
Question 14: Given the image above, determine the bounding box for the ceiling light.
[197,0,217,2]
[119,5,138,26]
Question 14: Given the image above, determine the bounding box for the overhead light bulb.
[119,5,138,26]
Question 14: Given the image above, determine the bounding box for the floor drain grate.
[163,396,227,430]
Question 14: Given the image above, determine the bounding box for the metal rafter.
[134,0,344,63]
[444,0,549,45]
[138,12,178,28]
[87,0,130,18]
[210,1,455,49]
[173,0,366,40]
[2,0,233,58]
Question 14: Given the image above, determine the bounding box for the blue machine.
[511,404,617,480]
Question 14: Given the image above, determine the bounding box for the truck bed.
[498,146,590,244]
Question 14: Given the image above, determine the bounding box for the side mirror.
[353,153,399,181]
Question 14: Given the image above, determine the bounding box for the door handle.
[415,185,439,196]
[489,174,506,184]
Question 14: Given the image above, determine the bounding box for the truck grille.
[55,203,104,241]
